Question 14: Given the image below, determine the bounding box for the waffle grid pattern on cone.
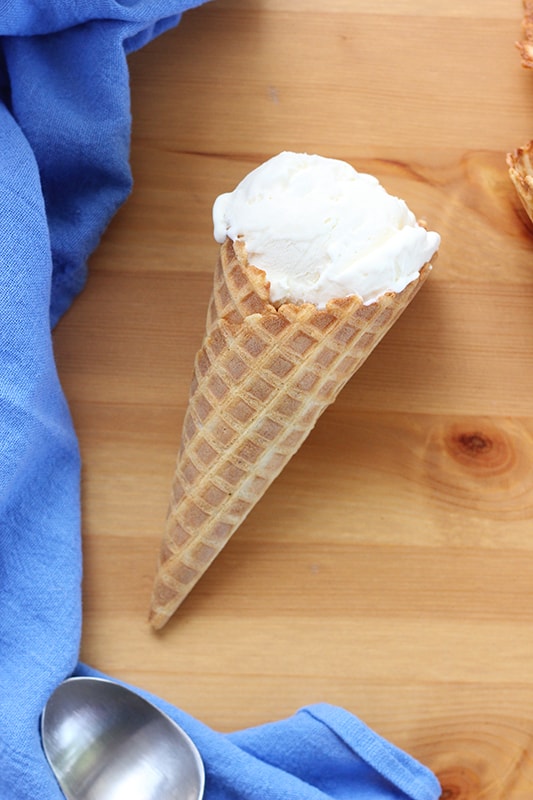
[149,239,430,628]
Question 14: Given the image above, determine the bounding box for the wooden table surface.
[53,1,533,797]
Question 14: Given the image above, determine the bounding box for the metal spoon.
[41,676,205,800]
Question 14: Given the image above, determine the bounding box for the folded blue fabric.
[0,4,441,799]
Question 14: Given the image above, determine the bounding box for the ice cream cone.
[507,140,533,225]
[149,237,432,629]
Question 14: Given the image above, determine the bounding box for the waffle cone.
[149,238,431,629]
[517,1,533,67]
[507,141,533,225]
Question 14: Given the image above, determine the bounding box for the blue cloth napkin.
[0,4,442,798]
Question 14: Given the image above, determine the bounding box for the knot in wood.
[456,431,492,457]
[437,766,481,798]
[445,423,512,476]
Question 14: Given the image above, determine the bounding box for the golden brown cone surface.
[149,238,432,629]
[507,141,533,225]
[517,1,533,67]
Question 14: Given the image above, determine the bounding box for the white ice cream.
[212,151,440,307]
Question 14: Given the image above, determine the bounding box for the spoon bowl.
[41,676,205,800]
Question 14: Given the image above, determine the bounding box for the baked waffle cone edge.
[507,141,533,225]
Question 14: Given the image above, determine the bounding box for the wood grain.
[52,1,533,796]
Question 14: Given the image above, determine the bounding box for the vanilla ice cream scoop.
[213,151,440,307]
